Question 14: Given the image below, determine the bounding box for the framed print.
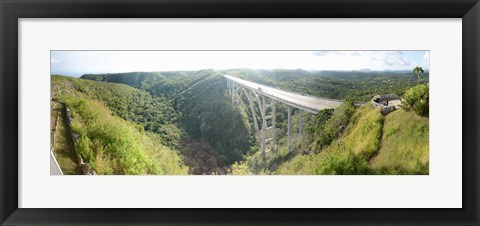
[1,0,479,225]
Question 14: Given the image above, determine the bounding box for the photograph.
[2,0,477,224]
[50,50,429,175]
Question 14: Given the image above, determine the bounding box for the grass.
[275,105,383,175]
[275,104,431,175]
[63,96,188,175]
[344,105,384,158]
[370,109,429,174]
[51,102,81,175]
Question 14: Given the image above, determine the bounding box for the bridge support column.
[233,83,236,105]
[298,110,303,137]
[231,83,239,105]
[271,100,276,152]
[230,82,234,104]
[287,106,292,153]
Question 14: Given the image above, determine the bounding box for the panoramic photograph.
[50,50,429,175]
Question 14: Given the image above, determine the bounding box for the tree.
[402,84,429,117]
[413,66,424,81]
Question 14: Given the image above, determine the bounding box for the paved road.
[224,75,342,114]
[50,150,63,175]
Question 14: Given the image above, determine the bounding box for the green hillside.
[52,75,179,147]
[51,75,188,175]
[370,109,429,174]
[275,105,429,175]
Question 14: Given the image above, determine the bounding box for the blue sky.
[51,50,429,77]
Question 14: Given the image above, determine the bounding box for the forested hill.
[82,72,164,89]
[80,70,253,174]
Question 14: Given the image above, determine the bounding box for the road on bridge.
[223,75,342,113]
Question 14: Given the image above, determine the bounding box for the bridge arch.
[224,74,342,158]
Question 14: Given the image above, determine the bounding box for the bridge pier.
[298,110,303,137]
[238,86,276,159]
[270,100,276,152]
[287,106,292,153]
[230,82,240,105]
[228,84,306,155]
[259,95,276,157]
[229,81,234,104]
[233,83,236,105]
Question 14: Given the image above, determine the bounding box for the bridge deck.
[223,75,342,114]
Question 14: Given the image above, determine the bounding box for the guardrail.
[50,149,63,175]
[50,106,64,175]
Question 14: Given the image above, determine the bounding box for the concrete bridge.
[223,74,342,158]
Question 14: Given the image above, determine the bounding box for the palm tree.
[413,66,424,81]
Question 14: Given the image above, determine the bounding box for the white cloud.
[383,56,410,66]
[312,51,413,70]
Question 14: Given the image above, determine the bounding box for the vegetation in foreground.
[370,109,429,174]
[65,97,188,174]
[51,76,188,175]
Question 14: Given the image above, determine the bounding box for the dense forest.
[51,68,429,175]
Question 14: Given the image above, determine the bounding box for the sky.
[51,50,429,77]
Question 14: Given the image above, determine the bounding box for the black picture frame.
[1,0,478,225]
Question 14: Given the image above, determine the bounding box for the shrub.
[402,84,429,117]
[306,108,334,145]
[230,162,253,175]
[309,100,357,152]
[75,136,94,162]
